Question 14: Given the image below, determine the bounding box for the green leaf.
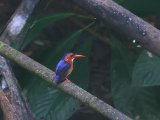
[132,50,160,86]
[111,36,160,120]
[111,36,135,117]
[20,13,75,50]
[26,24,92,120]
[28,82,80,120]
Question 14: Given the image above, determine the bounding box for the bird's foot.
[65,78,70,82]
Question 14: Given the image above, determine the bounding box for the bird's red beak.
[73,54,86,58]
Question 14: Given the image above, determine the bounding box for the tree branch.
[0,90,14,120]
[0,0,39,44]
[0,0,40,120]
[73,0,160,56]
[0,41,132,120]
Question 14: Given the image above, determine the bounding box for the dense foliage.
[1,0,160,120]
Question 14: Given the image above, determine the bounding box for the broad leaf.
[111,36,160,120]
[132,50,160,86]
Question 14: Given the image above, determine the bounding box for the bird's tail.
[55,75,64,84]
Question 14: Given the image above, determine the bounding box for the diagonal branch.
[0,41,132,120]
[73,0,160,56]
[0,0,40,120]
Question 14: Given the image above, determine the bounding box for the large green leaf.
[132,50,160,86]
[19,13,75,50]
[25,25,92,120]
[111,36,160,120]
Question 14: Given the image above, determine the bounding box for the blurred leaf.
[111,35,135,117]
[132,50,160,86]
[43,21,94,68]
[111,36,160,120]
[20,13,75,50]
[34,40,45,46]
[25,24,92,120]
[13,13,95,51]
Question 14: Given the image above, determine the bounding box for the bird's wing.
[56,60,70,80]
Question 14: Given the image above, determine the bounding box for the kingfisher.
[55,53,85,84]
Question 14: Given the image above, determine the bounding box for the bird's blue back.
[56,59,70,83]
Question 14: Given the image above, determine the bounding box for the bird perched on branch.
[55,53,85,84]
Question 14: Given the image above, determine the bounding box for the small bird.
[55,53,85,84]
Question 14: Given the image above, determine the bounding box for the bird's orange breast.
[67,62,73,76]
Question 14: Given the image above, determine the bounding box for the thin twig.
[0,41,133,120]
